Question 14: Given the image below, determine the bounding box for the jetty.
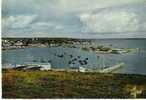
[3,62,125,73]
[98,62,125,73]
[3,55,125,73]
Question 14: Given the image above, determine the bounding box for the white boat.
[79,67,86,72]
[14,62,52,71]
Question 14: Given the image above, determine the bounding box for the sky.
[2,0,146,38]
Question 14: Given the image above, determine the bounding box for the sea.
[2,38,146,75]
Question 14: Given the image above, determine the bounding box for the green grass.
[2,69,146,98]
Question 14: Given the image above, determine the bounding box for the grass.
[2,69,146,98]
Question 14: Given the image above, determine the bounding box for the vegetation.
[2,38,90,46]
[2,69,146,98]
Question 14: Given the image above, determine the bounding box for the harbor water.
[2,39,146,75]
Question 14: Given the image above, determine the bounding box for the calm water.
[2,39,146,75]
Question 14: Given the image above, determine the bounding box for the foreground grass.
[2,69,146,98]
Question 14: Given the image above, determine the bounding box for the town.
[2,38,139,54]
[2,38,92,50]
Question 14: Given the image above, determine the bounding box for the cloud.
[2,0,146,38]
[140,22,146,31]
[30,21,64,33]
[30,22,55,29]
[3,0,145,16]
[79,6,146,33]
[3,15,37,29]
[80,12,138,33]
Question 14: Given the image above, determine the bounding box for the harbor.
[3,57,125,73]
[2,38,146,75]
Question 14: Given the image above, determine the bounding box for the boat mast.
[102,55,105,70]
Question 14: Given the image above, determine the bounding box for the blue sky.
[2,0,146,38]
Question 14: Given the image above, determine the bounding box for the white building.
[40,63,51,71]
[15,41,23,46]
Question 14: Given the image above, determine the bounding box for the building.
[40,63,51,71]
[15,41,23,47]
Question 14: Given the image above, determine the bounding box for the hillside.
[2,70,146,98]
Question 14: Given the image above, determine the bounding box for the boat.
[13,62,51,71]
[79,67,86,72]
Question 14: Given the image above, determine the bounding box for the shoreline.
[2,44,139,55]
[2,38,139,54]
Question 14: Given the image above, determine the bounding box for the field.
[2,69,146,98]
